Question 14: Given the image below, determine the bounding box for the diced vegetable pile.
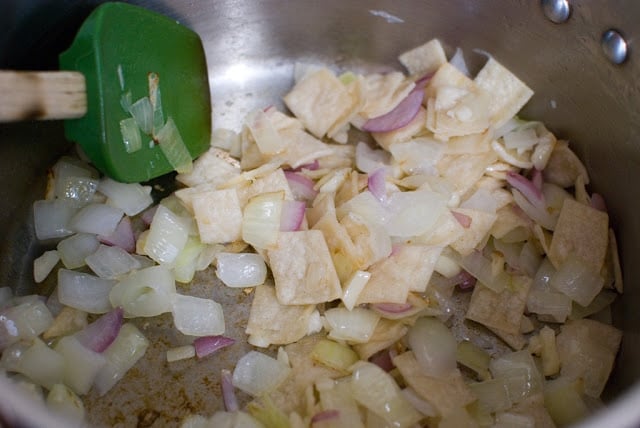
[0,38,624,427]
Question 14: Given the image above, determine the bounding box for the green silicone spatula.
[0,2,211,183]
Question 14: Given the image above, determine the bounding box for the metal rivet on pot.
[541,0,570,24]
[602,30,628,64]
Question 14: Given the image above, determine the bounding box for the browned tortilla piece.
[548,198,608,271]
[466,276,531,335]
[393,351,476,417]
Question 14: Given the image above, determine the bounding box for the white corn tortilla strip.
[353,318,408,360]
[466,276,532,335]
[548,198,608,271]
[268,230,342,305]
[372,107,428,151]
[475,57,534,128]
[191,188,242,244]
[284,68,356,138]
[246,284,316,346]
[450,208,498,256]
[312,210,363,283]
[398,38,448,77]
[359,72,415,119]
[176,147,240,188]
[235,168,294,207]
[437,151,498,197]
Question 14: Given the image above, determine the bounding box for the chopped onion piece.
[341,270,371,310]
[311,410,340,423]
[98,216,136,253]
[94,323,149,396]
[350,361,423,428]
[384,189,447,238]
[4,339,65,389]
[33,199,77,240]
[171,294,225,336]
[362,88,424,133]
[456,250,508,292]
[221,369,239,412]
[407,316,457,378]
[144,205,190,265]
[166,345,196,362]
[368,168,387,202]
[215,252,267,288]
[401,387,438,417]
[109,266,176,317]
[46,383,85,425]
[456,340,491,380]
[157,117,193,174]
[355,142,391,174]
[70,203,124,237]
[119,117,142,153]
[129,96,153,134]
[506,171,543,206]
[54,335,106,395]
[194,335,235,358]
[242,191,283,250]
[75,307,124,353]
[311,338,359,374]
[33,250,60,283]
[56,176,100,207]
[324,307,380,343]
[449,47,470,77]
[284,171,318,202]
[98,178,153,216]
[58,269,116,314]
[0,299,53,349]
[85,245,141,279]
[57,233,100,269]
[280,200,306,231]
[550,255,605,307]
[232,351,291,397]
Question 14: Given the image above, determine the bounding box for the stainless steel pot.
[1,0,639,426]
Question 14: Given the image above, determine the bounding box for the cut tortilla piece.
[371,107,428,151]
[284,68,356,138]
[246,284,316,347]
[474,57,534,128]
[191,188,242,244]
[450,208,498,256]
[466,276,531,335]
[547,198,609,271]
[398,38,448,77]
[358,72,415,119]
[176,147,240,188]
[268,230,342,305]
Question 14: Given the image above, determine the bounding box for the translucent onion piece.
[69,203,124,237]
[284,171,318,202]
[0,299,53,349]
[401,387,438,417]
[166,345,195,362]
[242,191,283,250]
[407,317,457,378]
[355,141,391,174]
[221,369,239,412]
[157,117,193,174]
[324,307,380,343]
[550,255,605,307]
[33,250,60,283]
[52,157,98,196]
[98,178,153,216]
[143,205,190,265]
[280,200,306,231]
[98,216,136,253]
[119,117,142,153]
[384,189,447,238]
[468,378,513,413]
[33,199,77,240]
[171,294,225,336]
[94,323,149,396]
[128,96,153,135]
[215,252,267,288]
[367,168,387,202]
[350,361,423,428]
[193,335,235,358]
[58,269,116,314]
[232,351,291,397]
[85,245,141,279]
[456,340,491,381]
[54,335,106,395]
[75,307,124,353]
[56,175,100,207]
[311,338,359,374]
[341,270,371,311]
[456,250,508,293]
[4,338,65,389]
[57,233,100,269]
[506,171,543,206]
[46,383,85,425]
[362,88,424,133]
[489,350,543,404]
[109,266,176,318]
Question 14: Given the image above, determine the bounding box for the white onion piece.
[280,200,306,231]
[449,47,470,77]
[69,203,124,237]
[94,323,149,396]
[459,187,497,214]
[242,191,283,250]
[33,199,77,240]
[512,189,557,231]
[324,307,380,343]
[98,178,153,216]
[5,339,65,389]
[157,117,193,174]
[33,250,60,283]
[109,266,176,318]
[232,351,291,397]
[401,387,438,417]
[456,250,508,293]
[220,369,239,412]
[0,299,53,349]
[355,142,391,174]
[171,294,225,336]
[384,189,447,238]
[341,270,371,311]
[58,269,116,314]
[503,127,538,153]
[368,168,387,202]
[166,345,196,362]
[284,171,318,202]
[120,117,142,154]
[98,216,136,253]
[129,96,153,134]
[550,255,605,307]
[54,335,106,395]
[407,317,457,378]
[56,176,100,207]
[46,383,85,425]
[85,245,141,279]
[350,361,422,428]
[144,205,190,265]
[57,233,100,269]
[215,252,267,288]
[173,237,204,284]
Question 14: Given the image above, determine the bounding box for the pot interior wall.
[1,0,639,426]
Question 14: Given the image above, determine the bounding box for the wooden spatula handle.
[0,71,87,122]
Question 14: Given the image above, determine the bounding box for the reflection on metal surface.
[541,0,570,24]
[602,30,629,65]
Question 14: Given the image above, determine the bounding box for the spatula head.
[59,2,211,183]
